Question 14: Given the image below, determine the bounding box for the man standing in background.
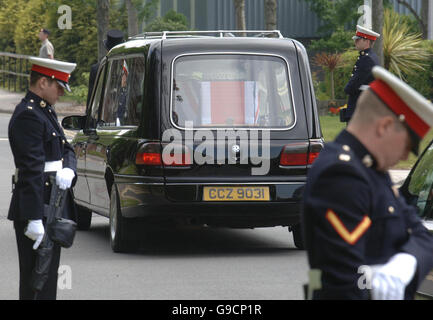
[340,25,379,123]
[38,28,54,59]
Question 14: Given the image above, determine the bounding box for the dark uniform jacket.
[302,130,433,299]
[8,91,77,222]
[86,62,99,109]
[341,48,379,122]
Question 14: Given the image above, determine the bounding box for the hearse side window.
[123,57,145,126]
[100,59,122,126]
[408,142,433,217]
[172,54,295,129]
[100,57,145,127]
[88,64,106,128]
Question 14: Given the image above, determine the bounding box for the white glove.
[24,219,45,250]
[370,253,417,300]
[56,167,75,190]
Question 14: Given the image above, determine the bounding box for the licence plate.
[203,186,270,201]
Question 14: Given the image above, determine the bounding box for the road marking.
[0,138,8,141]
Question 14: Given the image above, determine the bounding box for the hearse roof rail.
[128,30,284,40]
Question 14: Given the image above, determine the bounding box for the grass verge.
[319,115,433,170]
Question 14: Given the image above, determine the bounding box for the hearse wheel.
[109,185,140,253]
[290,224,305,250]
[76,205,92,230]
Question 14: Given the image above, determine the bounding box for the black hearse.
[62,30,324,253]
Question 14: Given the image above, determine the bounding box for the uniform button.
[339,154,351,162]
[49,109,52,113]
[45,182,49,186]
[408,228,413,234]
[342,145,350,152]
[62,139,65,144]
[61,158,64,161]
[52,132,56,136]
[30,99,34,103]
[388,206,395,214]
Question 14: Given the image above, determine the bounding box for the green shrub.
[313,50,358,101]
[405,40,433,100]
[144,9,189,32]
[308,27,354,54]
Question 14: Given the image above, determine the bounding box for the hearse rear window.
[171,54,295,129]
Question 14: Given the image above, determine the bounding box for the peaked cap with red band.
[352,25,380,41]
[30,57,76,92]
[369,66,433,155]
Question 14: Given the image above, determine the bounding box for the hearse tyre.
[76,205,92,230]
[290,224,305,250]
[109,185,140,253]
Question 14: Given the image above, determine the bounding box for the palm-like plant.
[383,8,431,79]
[313,52,343,101]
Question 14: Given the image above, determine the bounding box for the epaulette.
[26,98,36,110]
[338,144,352,162]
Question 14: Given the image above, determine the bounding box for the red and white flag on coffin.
[122,60,129,75]
[200,81,259,125]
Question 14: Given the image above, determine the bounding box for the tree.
[97,0,109,61]
[264,0,277,30]
[114,0,160,35]
[0,0,24,52]
[302,0,363,35]
[234,0,246,31]
[144,9,188,32]
[308,27,354,53]
[14,0,54,55]
[396,0,429,39]
[125,0,138,37]
[382,8,430,79]
[372,0,384,66]
[313,52,343,101]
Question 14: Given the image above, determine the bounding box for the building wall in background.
[152,0,425,40]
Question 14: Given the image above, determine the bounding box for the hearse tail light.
[136,143,192,167]
[280,140,324,166]
[135,143,162,165]
[161,144,192,167]
[308,139,325,165]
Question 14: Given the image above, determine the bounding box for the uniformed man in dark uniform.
[303,66,433,300]
[8,57,77,300]
[116,60,128,126]
[86,29,124,109]
[340,25,380,123]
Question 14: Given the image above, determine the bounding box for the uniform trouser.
[14,220,61,300]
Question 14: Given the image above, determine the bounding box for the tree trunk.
[97,0,109,62]
[421,0,429,39]
[126,0,139,37]
[372,0,384,67]
[330,70,335,101]
[397,0,428,39]
[234,0,246,31]
[264,0,277,31]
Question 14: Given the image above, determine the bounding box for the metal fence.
[0,52,31,93]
